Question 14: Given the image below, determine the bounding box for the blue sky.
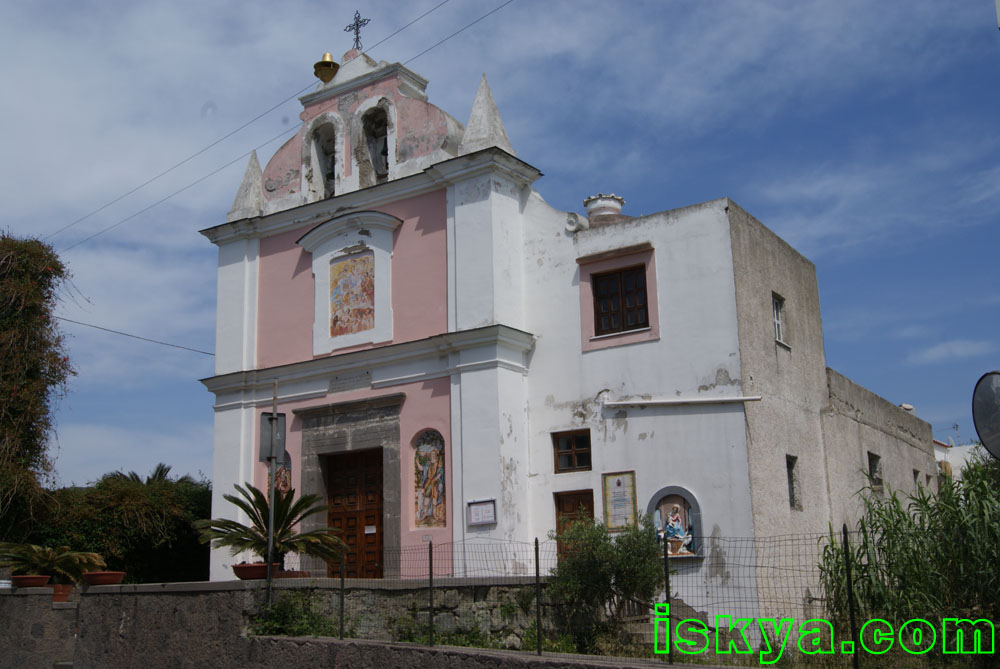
[2,1,998,485]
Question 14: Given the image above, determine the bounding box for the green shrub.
[547,514,664,652]
[251,590,337,637]
[819,452,1000,665]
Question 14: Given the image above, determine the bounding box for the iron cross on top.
[345,10,371,51]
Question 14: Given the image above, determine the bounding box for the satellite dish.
[972,371,1000,461]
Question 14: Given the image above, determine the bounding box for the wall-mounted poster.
[654,494,696,557]
[602,471,637,530]
[330,252,375,336]
[414,429,446,527]
[467,499,497,526]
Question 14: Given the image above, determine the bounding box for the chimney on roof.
[583,193,625,225]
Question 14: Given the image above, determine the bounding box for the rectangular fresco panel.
[330,252,375,337]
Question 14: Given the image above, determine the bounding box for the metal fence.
[247,531,996,666]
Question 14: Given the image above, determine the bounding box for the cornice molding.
[201,324,535,408]
[299,63,429,107]
[296,210,402,252]
[199,148,543,246]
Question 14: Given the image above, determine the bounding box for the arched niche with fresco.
[413,429,446,528]
[646,486,702,558]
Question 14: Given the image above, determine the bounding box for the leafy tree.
[30,463,211,583]
[548,515,664,652]
[0,234,73,541]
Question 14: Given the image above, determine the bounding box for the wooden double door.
[326,448,383,578]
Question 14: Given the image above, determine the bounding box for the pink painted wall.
[260,71,458,201]
[255,188,447,368]
[251,375,452,576]
[260,133,304,201]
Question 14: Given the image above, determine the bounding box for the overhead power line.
[405,0,516,65]
[59,126,298,252]
[56,317,214,356]
[45,0,456,247]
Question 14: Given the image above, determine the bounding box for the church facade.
[200,50,936,582]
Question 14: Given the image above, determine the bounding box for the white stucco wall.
[518,196,756,542]
[213,237,258,375]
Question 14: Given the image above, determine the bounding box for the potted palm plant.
[0,543,106,601]
[196,483,344,579]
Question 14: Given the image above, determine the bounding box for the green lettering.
[653,603,670,654]
[797,619,834,655]
[714,615,753,654]
[942,618,995,655]
[899,618,936,655]
[860,618,894,655]
[674,619,709,654]
[757,618,794,665]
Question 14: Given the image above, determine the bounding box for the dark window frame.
[772,292,786,344]
[592,265,649,336]
[552,430,592,473]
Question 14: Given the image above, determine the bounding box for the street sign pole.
[266,380,278,607]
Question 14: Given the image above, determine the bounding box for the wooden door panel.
[554,490,594,558]
[327,449,383,578]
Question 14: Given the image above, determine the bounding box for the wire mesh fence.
[245,531,996,665]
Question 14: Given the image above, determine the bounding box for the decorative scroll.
[414,429,446,527]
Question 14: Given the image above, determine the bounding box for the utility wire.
[55,1,512,253]
[59,125,298,252]
[405,0,516,65]
[56,317,214,356]
[43,85,316,243]
[44,1,454,245]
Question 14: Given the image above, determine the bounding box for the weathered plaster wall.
[727,200,833,539]
[255,189,447,369]
[260,65,463,211]
[822,368,936,529]
[521,195,754,545]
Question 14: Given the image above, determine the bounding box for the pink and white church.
[201,49,936,583]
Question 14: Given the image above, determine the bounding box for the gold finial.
[314,52,339,83]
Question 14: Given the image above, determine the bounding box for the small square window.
[913,469,920,485]
[593,266,648,336]
[553,430,591,473]
[786,455,801,511]
[772,293,786,343]
[868,452,883,494]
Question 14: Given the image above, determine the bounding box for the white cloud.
[907,339,998,365]
[51,421,213,488]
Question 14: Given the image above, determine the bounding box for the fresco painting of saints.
[330,253,375,336]
[414,430,446,528]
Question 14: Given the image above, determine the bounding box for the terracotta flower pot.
[232,562,280,580]
[50,584,73,602]
[11,574,50,587]
[82,571,126,586]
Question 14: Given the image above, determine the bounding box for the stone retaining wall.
[0,577,579,668]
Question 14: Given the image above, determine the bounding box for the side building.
[200,50,936,587]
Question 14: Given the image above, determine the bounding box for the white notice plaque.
[467,499,497,526]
